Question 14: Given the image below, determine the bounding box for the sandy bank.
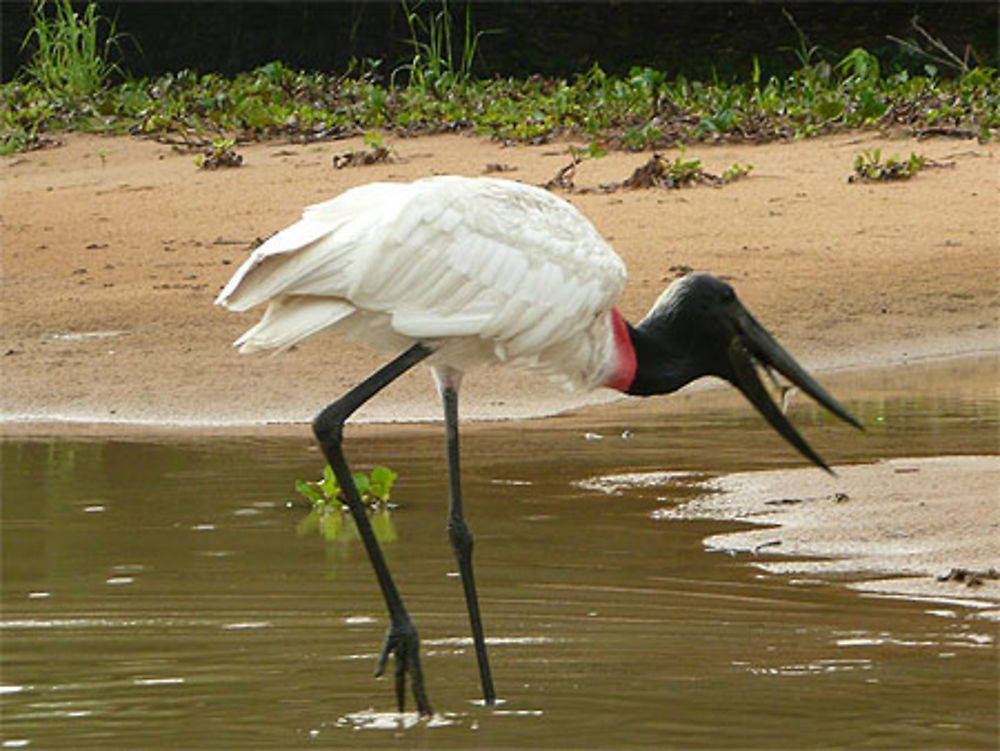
[2,131,997,425]
[656,456,1000,618]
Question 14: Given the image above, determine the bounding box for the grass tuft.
[394,0,489,93]
[20,0,125,101]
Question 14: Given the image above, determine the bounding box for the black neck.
[624,319,702,396]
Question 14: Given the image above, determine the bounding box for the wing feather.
[218,176,627,387]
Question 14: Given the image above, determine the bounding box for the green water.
[1,356,997,748]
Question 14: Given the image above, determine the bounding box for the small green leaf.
[351,472,371,498]
[321,464,339,498]
[295,479,324,505]
[369,466,398,501]
[815,96,843,120]
[587,141,606,159]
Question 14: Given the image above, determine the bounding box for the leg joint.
[387,616,420,644]
[312,398,348,446]
[448,517,474,558]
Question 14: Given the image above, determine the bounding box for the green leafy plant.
[850,148,927,182]
[622,122,664,151]
[195,136,243,169]
[295,464,398,512]
[3,3,998,158]
[294,465,399,545]
[332,131,394,168]
[661,147,705,184]
[619,149,753,190]
[363,130,385,150]
[721,161,754,182]
[568,141,607,161]
[547,146,753,193]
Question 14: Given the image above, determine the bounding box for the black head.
[629,273,862,473]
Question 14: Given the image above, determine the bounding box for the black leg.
[439,375,497,706]
[313,342,435,716]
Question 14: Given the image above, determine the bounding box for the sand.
[2,129,998,611]
[1,130,996,424]
[658,456,1000,619]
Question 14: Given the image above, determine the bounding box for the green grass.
[2,1,998,156]
[20,0,124,100]
[394,0,489,93]
[3,0,129,153]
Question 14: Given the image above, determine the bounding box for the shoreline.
[3,131,997,433]
[2,338,995,436]
[5,352,996,618]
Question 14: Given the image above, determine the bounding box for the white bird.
[218,176,629,389]
[216,175,860,715]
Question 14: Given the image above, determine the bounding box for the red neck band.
[605,308,637,392]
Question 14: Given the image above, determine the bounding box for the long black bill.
[726,304,863,474]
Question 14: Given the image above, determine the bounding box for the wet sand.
[2,131,998,612]
[659,456,1000,618]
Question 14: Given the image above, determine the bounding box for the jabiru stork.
[216,175,861,715]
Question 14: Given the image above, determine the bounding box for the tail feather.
[234,296,355,354]
[215,219,340,310]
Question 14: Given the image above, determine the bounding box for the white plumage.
[216,176,628,389]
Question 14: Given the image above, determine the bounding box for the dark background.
[2,1,997,83]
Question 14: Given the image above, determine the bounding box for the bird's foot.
[375,620,433,717]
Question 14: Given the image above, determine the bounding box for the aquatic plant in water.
[295,464,398,512]
[294,465,399,544]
